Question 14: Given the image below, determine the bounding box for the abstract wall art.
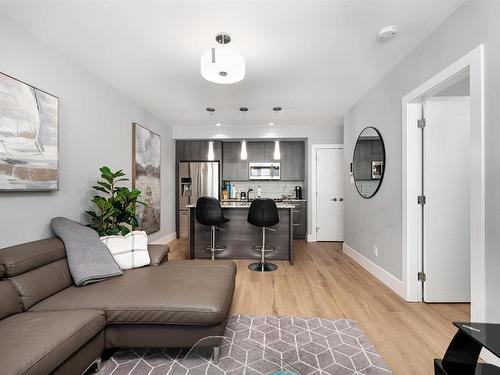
[0,72,59,191]
[132,123,161,234]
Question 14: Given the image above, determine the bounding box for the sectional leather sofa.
[0,237,236,375]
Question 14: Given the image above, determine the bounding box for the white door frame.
[310,144,344,242]
[402,45,485,322]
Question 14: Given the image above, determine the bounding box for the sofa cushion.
[148,244,170,266]
[9,259,72,310]
[0,310,105,375]
[31,260,236,326]
[0,280,22,320]
[0,238,66,277]
[101,231,150,270]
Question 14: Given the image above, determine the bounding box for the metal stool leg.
[249,227,278,272]
[206,225,226,261]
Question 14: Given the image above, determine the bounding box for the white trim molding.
[151,231,177,245]
[401,45,485,323]
[310,143,344,242]
[343,243,404,298]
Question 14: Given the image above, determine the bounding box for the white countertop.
[186,202,295,209]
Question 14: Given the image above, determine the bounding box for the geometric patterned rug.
[100,314,392,374]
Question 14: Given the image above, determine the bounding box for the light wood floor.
[168,239,469,375]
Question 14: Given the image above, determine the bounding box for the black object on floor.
[435,322,500,374]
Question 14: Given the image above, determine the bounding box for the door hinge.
[417,118,426,128]
[417,272,426,282]
[417,195,426,205]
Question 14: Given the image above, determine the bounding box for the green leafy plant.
[85,166,146,236]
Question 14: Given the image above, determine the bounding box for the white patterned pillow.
[100,231,150,270]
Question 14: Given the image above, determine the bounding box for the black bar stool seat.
[247,198,279,272]
[196,197,229,261]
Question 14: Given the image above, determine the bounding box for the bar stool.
[195,197,230,261]
[247,198,279,272]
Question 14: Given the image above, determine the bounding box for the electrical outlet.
[374,246,379,257]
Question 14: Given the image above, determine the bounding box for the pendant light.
[205,107,216,161]
[240,107,249,160]
[273,106,282,160]
[207,140,215,161]
[240,140,248,160]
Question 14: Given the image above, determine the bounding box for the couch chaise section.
[0,237,237,374]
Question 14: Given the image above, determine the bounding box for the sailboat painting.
[0,73,59,191]
[132,123,160,234]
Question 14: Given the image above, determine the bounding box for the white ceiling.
[0,0,463,128]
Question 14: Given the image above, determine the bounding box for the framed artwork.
[132,123,161,234]
[0,72,59,191]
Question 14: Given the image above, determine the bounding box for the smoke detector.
[377,25,398,41]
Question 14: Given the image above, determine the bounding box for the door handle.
[330,198,337,201]
[339,198,344,202]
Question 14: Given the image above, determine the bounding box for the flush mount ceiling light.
[377,25,398,41]
[201,32,245,84]
[215,123,221,127]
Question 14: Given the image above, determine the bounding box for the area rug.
[100,314,391,374]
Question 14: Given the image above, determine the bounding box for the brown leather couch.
[0,238,236,375]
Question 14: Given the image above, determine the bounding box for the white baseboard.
[481,348,500,367]
[343,243,404,298]
[307,233,316,242]
[151,231,177,245]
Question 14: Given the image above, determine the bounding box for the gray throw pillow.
[51,217,123,286]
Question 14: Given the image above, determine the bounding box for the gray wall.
[344,0,500,322]
[0,14,176,247]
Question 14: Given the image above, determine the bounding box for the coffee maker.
[294,186,303,200]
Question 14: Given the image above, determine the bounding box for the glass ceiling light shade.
[240,140,248,160]
[201,47,245,84]
[207,140,215,161]
[273,140,281,160]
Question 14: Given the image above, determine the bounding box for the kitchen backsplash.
[223,181,303,199]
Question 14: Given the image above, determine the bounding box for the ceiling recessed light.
[269,122,274,126]
[216,123,221,127]
[377,25,398,41]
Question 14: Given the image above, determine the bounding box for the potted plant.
[85,166,145,236]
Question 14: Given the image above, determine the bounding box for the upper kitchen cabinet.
[247,142,267,162]
[176,140,222,162]
[222,142,248,181]
[280,141,305,180]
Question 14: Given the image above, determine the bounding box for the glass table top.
[171,336,301,375]
[454,322,500,358]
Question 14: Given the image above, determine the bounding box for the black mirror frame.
[352,126,386,199]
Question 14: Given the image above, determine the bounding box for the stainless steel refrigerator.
[178,162,220,238]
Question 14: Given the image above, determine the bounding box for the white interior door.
[316,147,344,241]
[423,97,471,302]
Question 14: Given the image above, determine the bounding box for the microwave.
[249,162,281,180]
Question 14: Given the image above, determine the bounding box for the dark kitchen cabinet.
[222,142,248,181]
[290,201,307,239]
[247,142,267,162]
[279,142,305,180]
[281,162,304,181]
[176,140,222,162]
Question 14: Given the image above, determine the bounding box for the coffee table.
[171,336,301,374]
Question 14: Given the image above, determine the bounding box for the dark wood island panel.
[188,205,294,264]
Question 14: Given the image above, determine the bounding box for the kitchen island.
[187,201,295,264]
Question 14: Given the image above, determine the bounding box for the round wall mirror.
[352,127,386,198]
